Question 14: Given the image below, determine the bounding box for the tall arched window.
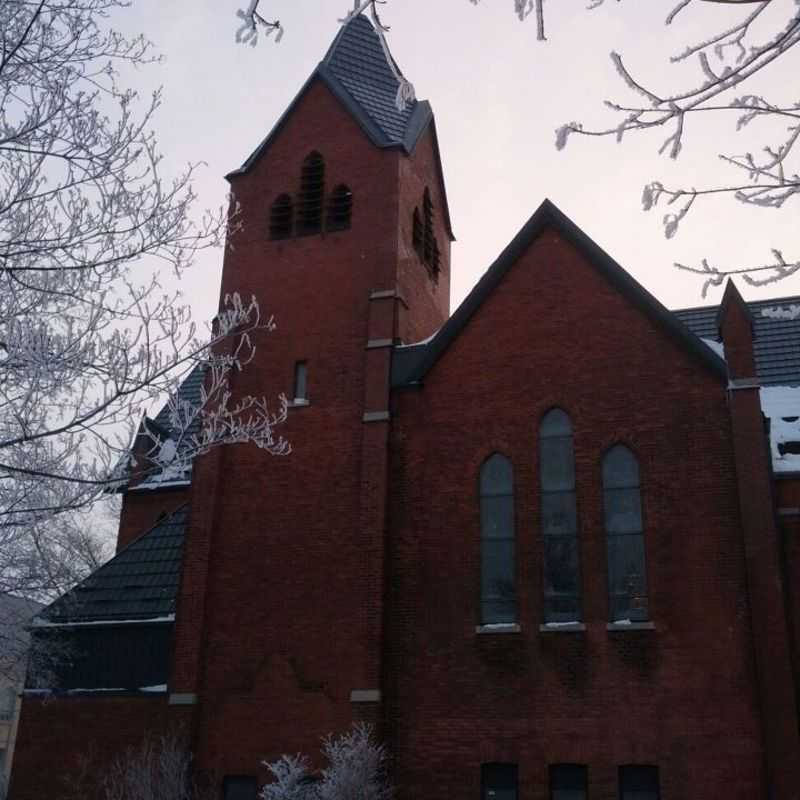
[479,454,516,625]
[602,445,648,622]
[269,194,293,240]
[539,409,581,623]
[297,152,325,235]
[326,184,353,232]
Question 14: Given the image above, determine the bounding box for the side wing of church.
[9,14,800,800]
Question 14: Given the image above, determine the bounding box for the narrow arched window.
[479,454,516,625]
[326,184,353,232]
[297,152,325,236]
[422,188,434,265]
[269,194,293,240]
[603,445,648,622]
[539,409,581,623]
[412,207,423,256]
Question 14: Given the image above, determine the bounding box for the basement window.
[619,765,660,800]
[223,776,257,800]
[550,764,587,800]
[482,763,518,800]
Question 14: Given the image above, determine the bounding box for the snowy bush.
[260,724,391,800]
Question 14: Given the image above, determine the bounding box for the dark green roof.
[37,506,187,624]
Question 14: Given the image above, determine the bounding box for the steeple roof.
[227,14,455,238]
[321,14,418,146]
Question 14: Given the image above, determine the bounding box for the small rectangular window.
[619,765,660,800]
[293,361,308,402]
[482,763,518,800]
[550,764,587,800]
[223,775,258,800]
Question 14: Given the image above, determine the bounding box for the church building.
[9,13,800,800]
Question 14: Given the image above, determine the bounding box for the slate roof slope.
[322,14,417,145]
[391,199,727,387]
[675,297,800,386]
[35,506,188,625]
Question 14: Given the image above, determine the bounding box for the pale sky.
[116,0,800,326]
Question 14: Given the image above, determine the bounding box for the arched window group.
[412,187,441,279]
[478,413,648,626]
[268,152,353,240]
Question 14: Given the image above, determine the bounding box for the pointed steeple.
[321,14,417,146]
[228,14,437,179]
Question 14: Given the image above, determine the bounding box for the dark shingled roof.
[37,506,187,624]
[152,363,205,437]
[322,14,417,145]
[675,297,800,386]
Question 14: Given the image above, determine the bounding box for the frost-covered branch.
[555,0,800,291]
[235,0,284,46]
[2,0,291,673]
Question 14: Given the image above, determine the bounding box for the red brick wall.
[776,475,800,716]
[396,125,451,344]
[9,696,180,800]
[170,78,449,781]
[385,227,765,799]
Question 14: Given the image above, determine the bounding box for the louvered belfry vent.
[297,152,325,236]
[412,207,423,256]
[327,184,354,232]
[423,188,434,264]
[413,187,440,281]
[269,194,293,240]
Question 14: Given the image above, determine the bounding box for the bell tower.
[170,13,454,782]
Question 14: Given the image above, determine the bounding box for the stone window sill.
[288,398,310,408]
[539,622,586,633]
[606,621,655,631]
[475,623,521,634]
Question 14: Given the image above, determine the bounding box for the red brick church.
[10,13,800,800]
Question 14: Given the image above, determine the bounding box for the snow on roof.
[700,337,725,360]
[760,386,800,474]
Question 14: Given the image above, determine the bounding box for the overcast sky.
[116,0,800,326]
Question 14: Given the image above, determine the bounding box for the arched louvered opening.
[539,408,581,623]
[297,152,325,236]
[422,188,434,264]
[479,453,516,625]
[412,207,423,256]
[269,194,293,240]
[602,444,648,622]
[326,184,353,232]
